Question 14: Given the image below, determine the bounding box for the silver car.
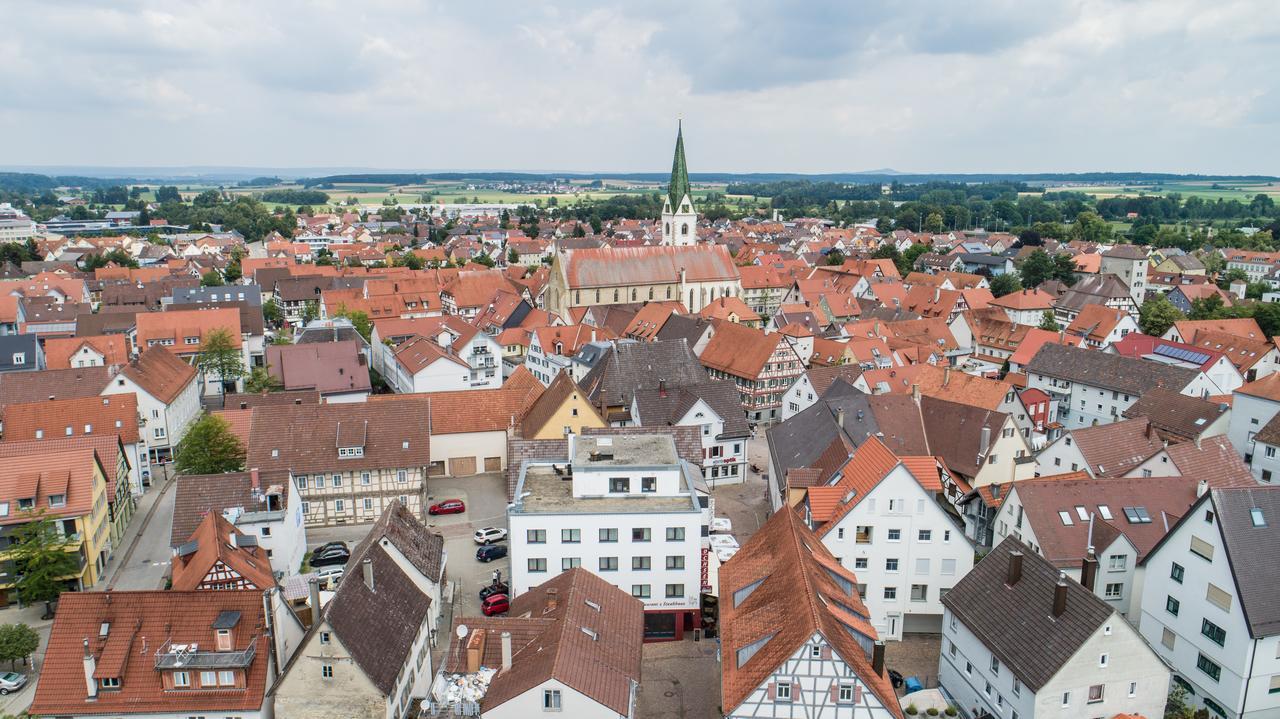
[0,672,27,695]
[473,527,509,545]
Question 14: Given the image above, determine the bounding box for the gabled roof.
[1161,436,1256,488]
[1236,372,1280,402]
[1120,387,1230,441]
[1065,303,1128,345]
[42,334,129,369]
[477,569,643,716]
[1066,417,1163,477]
[0,447,104,524]
[989,288,1055,311]
[170,512,277,591]
[919,394,1008,478]
[720,506,900,716]
[30,590,270,716]
[1026,343,1199,395]
[117,345,199,404]
[942,538,1114,691]
[0,365,113,411]
[699,323,789,380]
[579,339,709,408]
[563,245,738,287]
[3,392,140,444]
[631,380,751,439]
[519,371,604,438]
[1208,487,1280,637]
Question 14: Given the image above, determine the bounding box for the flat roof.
[512,464,699,515]
[573,434,679,467]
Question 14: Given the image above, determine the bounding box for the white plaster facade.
[726,632,896,719]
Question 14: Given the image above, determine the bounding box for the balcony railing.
[155,637,257,670]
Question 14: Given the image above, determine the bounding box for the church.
[662,122,698,246]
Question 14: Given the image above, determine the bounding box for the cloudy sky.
[3,0,1277,174]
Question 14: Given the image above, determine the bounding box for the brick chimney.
[871,641,885,677]
[1006,550,1023,586]
[1052,574,1069,618]
[1080,548,1098,592]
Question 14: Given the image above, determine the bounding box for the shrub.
[905,704,918,716]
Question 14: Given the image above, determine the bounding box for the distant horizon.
[3,3,1277,174]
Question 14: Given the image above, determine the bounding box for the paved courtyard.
[637,639,724,719]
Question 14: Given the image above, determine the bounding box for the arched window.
[689,290,695,307]
[665,286,671,299]
[631,288,637,301]
[574,290,580,304]
[681,223,689,236]
[665,223,671,235]
[613,289,619,302]
[648,287,654,300]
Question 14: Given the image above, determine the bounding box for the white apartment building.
[1226,375,1280,483]
[508,434,707,641]
[804,439,975,640]
[1137,487,1280,719]
[1100,245,1149,304]
[630,380,751,486]
[941,541,1170,719]
[100,347,202,466]
[0,204,36,243]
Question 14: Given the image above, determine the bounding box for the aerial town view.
[1,2,1278,719]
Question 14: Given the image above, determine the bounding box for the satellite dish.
[456,624,469,640]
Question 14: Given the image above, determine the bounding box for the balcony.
[155,638,257,670]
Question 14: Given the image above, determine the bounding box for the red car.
[428,499,466,516]
[481,593,509,616]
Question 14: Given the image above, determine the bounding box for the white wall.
[485,678,628,719]
[1227,392,1280,483]
[726,632,895,718]
[429,431,507,475]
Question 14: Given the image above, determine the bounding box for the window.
[1190,535,1215,561]
[219,670,234,686]
[990,656,1000,674]
[883,587,897,600]
[941,558,956,575]
[1171,562,1185,583]
[632,556,651,571]
[600,528,618,543]
[173,670,190,687]
[918,529,932,542]
[543,689,561,711]
[1104,583,1123,599]
[885,558,899,572]
[527,529,546,544]
[854,557,868,570]
[1161,627,1176,650]
[1061,691,1070,707]
[1129,681,1138,697]
[1087,684,1104,704]
[334,499,344,512]
[1270,675,1280,695]
[641,476,657,493]
[1197,653,1222,682]
[632,528,651,542]
[561,528,580,543]
[1108,554,1126,570]
[775,681,792,701]
[1166,596,1180,616]
[666,555,685,570]
[666,527,685,541]
[10,353,23,365]
[528,558,547,572]
[855,526,873,543]
[562,557,581,570]
[100,676,120,688]
[915,558,930,575]
[332,475,343,487]
[397,470,406,482]
[296,476,307,490]
[599,557,618,571]
[1201,618,1227,646]
[48,493,65,507]
[360,472,370,485]
[838,683,855,702]
[1099,653,1109,667]
[631,584,651,599]
[1012,678,1021,697]
[887,528,901,541]
[1206,583,1233,612]
[363,498,373,511]
[665,583,684,598]
[320,631,331,644]
[610,477,630,493]
[911,584,928,601]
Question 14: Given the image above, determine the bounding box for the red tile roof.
[118,345,199,404]
[29,590,270,716]
[170,512,277,591]
[43,334,130,369]
[564,245,739,287]
[3,393,140,444]
[136,306,242,353]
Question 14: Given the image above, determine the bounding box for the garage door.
[449,456,477,476]
[484,456,502,472]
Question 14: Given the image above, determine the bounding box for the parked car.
[481,594,510,616]
[314,541,349,554]
[479,581,509,600]
[429,499,466,515]
[310,546,351,568]
[315,566,345,582]
[473,527,508,544]
[476,544,508,562]
[0,672,27,695]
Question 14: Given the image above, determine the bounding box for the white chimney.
[501,631,513,672]
[83,638,98,698]
[362,558,374,591]
[1196,479,1209,498]
[979,426,992,456]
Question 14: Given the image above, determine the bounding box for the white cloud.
[0,0,1277,173]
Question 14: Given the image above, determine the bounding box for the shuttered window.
[1189,535,1215,561]
[1206,583,1233,612]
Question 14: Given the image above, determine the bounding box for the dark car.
[314,541,349,555]
[310,546,351,568]
[429,499,466,515]
[476,544,508,562]
[481,594,510,616]
[479,581,509,600]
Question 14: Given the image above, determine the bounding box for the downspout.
[1241,636,1258,716]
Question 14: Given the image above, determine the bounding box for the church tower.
[661,122,697,246]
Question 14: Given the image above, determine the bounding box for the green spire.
[667,121,691,210]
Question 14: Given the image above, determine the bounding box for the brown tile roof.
[563,244,739,287]
[519,371,604,438]
[0,434,125,505]
[29,590,270,716]
[1172,318,1264,341]
[989,288,1055,311]
[806,365,866,397]
[720,506,900,717]
[391,334,469,374]
[0,446,104,525]
[471,568,643,715]
[1120,387,1230,441]
[1009,476,1204,568]
[1067,417,1163,477]
[623,300,686,340]
[247,398,431,480]
[904,364,1011,411]
[699,323,788,379]
[0,365,113,411]
[811,436,902,530]
[221,390,321,409]
[1237,372,1280,402]
[1185,328,1274,372]
[409,382,542,436]
[170,471,288,546]
[358,499,446,581]
[943,539,1114,691]
[1066,304,1127,345]
[118,345,198,404]
[266,339,372,395]
[579,339,709,408]
[919,395,1010,478]
[1162,436,1256,488]
[43,334,129,369]
[3,392,140,444]
[170,512,277,591]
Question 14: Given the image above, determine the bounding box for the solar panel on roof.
[1153,344,1211,366]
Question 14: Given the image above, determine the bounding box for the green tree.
[1189,293,1228,320]
[262,298,282,326]
[825,250,845,266]
[1253,301,1280,339]
[245,365,282,394]
[988,273,1022,297]
[472,252,496,268]
[1019,250,1056,288]
[923,212,945,233]
[1052,253,1080,286]
[0,623,40,669]
[398,252,424,270]
[196,328,245,393]
[898,242,930,276]
[82,248,139,271]
[301,301,319,324]
[1069,211,1112,243]
[174,414,246,475]
[334,305,372,342]
[507,247,519,265]
[200,270,224,287]
[1163,684,1195,719]
[223,258,243,283]
[1138,295,1185,337]
[1038,311,1060,331]
[10,510,80,614]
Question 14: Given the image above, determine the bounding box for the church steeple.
[661,122,697,246]
[667,121,691,211]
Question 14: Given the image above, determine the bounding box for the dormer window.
[216,628,232,651]
[99,677,120,689]
[11,353,23,365]
[17,498,33,510]
[49,494,66,508]
[338,446,364,458]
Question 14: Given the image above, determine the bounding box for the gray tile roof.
[1026,343,1200,395]
[1212,487,1280,637]
[942,538,1113,690]
[653,314,713,347]
[632,380,750,439]
[1121,387,1230,441]
[579,339,709,408]
[0,334,41,372]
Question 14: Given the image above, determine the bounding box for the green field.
[1041,180,1280,202]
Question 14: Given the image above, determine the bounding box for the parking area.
[884,633,944,693]
[637,639,724,719]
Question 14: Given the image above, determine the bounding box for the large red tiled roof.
[4,392,140,444]
[43,334,130,369]
[171,512,277,591]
